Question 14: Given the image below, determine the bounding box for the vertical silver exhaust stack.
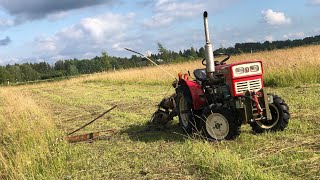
[203,11,215,77]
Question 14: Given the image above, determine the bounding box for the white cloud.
[144,0,205,28]
[313,27,320,34]
[82,52,97,59]
[35,36,58,52]
[47,11,69,21]
[308,0,320,5]
[283,32,305,39]
[112,43,122,51]
[261,9,291,25]
[156,0,170,6]
[265,35,274,42]
[77,12,135,40]
[33,12,136,59]
[145,50,152,57]
[0,57,21,65]
[245,38,255,42]
[0,18,14,27]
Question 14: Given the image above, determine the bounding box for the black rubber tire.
[250,94,290,133]
[200,106,241,140]
[175,86,200,133]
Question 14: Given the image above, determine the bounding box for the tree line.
[215,35,320,54]
[0,35,319,84]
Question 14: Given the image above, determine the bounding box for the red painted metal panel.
[231,75,264,96]
[184,80,206,110]
[219,60,264,97]
[178,74,206,110]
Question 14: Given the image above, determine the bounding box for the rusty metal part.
[67,105,117,136]
[150,109,170,125]
[159,94,176,110]
[150,93,177,125]
[66,129,117,143]
[66,132,100,143]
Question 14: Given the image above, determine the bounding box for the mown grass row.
[1,84,319,179]
[9,79,317,179]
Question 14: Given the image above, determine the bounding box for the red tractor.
[153,11,290,140]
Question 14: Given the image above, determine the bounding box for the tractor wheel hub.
[214,123,223,129]
[206,113,229,140]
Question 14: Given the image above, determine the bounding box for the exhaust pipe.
[203,11,215,77]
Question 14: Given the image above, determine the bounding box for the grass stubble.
[0,45,320,179]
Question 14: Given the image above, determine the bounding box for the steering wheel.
[202,53,231,66]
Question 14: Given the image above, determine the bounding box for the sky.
[0,0,319,65]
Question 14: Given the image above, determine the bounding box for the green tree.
[54,60,66,71]
[67,65,79,76]
[198,47,205,58]
[158,42,169,62]
[0,66,10,84]
[6,65,24,82]
[101,51,111,71]
[20,63,40,81]
[190,47,198,59]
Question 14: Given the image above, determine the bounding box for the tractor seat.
[193,69,207,81]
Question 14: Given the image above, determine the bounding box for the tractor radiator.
[235,79,262,94]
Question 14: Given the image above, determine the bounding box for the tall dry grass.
[72,45,320,87]
[16,45,319,89]
[233,45,320,86]
[0,88,69,179]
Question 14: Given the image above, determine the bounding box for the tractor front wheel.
[251,94,290,133]
[200,106,240,140]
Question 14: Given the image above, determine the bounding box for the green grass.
[1,79,318,179]
[1,45,320,179]
[264,66,320,87]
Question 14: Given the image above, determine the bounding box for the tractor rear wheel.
[176,87,199,133]
[251,94,290,133]
[200,106,240,140]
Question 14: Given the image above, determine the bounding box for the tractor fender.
[178,75,206,110]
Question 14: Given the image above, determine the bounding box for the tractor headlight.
[235,67,244,74]
[232,62,262,78]
[250,65,259,72]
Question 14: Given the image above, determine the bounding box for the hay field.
[79,44,320,86]
[0,45,319,179]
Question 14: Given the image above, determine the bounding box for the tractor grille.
[235,79,262,94]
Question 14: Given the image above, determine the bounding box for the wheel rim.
[205,113,229,140]
[179,96,191,127]
[256,104,279,129]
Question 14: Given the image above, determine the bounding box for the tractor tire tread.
[251,94,290,133]
[176,85,200,134]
